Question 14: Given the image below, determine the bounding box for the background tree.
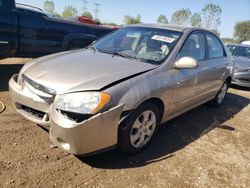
[221,38,236,44]
[53,12,62,18]
[82,11,93,19]
[62,6,78,18]
[157,14,169,24]
[44,0,55,13]
[190,13,202,27]
[123,15,141,25]
[202,3,222,31]
[234,20,250,42]
[95,18,101,25]
[170,8,191,26]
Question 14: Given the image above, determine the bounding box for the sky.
[16,0,250,38]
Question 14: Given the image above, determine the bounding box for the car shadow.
[0,64,24,92]
[78,93,250,169]
[231,84,250,92]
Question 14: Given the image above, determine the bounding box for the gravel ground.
[0,58,250,187]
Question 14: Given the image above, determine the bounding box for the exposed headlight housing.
[54,92,110,114]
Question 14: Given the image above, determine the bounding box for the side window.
[206,33,225,58]
[0,0,2,8]
[178,32,205,61]
[226,45,236,54]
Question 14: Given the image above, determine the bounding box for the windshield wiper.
[111,51,137,61]
[97,49,137,61]
[85,45,98,52]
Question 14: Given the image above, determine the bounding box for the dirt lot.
[0,58,250,187]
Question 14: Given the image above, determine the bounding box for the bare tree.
[202,3,222,31]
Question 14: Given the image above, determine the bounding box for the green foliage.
[202,3,222,30]
[62,6,78,18]
[123,15,141,25]
[44,0,55,13]
[157,14,168,24]
[82,11,93,19]
[221,38,236,44]
[170,8,191,26]
[95,18,101,25]
[102,22,118,26]
[190,13,202,27]
[53,12,62,18]
[234,20,250,42]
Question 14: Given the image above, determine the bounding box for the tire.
[118,103,161,154]
[210,81,229,106]
[0,101,5,113]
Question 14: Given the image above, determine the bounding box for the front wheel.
[118,103,161,154]
[211,81,229,106]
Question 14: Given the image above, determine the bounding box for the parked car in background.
[241,41,250,45]
[9,24,233,156]
[227,43,250,87]
[0,0,114,58]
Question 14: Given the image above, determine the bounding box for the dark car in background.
[227,43,250,87]
[0,0,114,58]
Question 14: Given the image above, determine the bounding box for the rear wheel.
[211,81,229,106]
[118,103,161,154]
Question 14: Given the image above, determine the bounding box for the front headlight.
[54,92,110,114]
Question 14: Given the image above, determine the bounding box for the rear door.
[0,0,18,56]
[197,32,228,99]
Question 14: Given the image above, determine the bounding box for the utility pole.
[93,2,100,19]
[82,0,88,12]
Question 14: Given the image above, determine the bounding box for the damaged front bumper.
[9,75,124,155]
[50,104,124,155]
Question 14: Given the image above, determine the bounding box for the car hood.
[22,49,157,94]
[233,56,250,71]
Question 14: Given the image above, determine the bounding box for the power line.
[82,0,88,12]
[93,2,100,19]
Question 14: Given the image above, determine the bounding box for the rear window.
[206,33,225,58]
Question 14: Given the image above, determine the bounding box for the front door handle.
[0,41,9,44]
[202,67,209,71]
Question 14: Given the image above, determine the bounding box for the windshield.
[227,45,250,59]
[94,27,182,65]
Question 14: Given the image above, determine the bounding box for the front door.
[171,31,206,115]
[0,2,18,56]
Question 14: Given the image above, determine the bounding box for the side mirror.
[174,57,198,69]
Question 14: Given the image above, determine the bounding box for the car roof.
[127,23,202,32]
[16,3,56,18]
[227,43,250,48]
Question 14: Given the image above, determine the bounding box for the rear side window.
[178,32,205,61]
[0,0,2,8]
[206,34,225,58]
